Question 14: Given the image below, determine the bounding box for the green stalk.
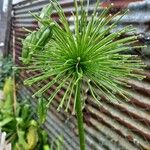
[75,80,86,150]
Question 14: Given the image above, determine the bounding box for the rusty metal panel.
[11,0,150,149]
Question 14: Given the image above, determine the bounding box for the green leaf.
[0,117,13,127]
[37,98,48,125]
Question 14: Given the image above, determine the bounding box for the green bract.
[22,0,145,113]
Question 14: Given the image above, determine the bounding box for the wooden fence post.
[3,0,12,57]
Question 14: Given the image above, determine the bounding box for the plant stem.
[75,80,86,150]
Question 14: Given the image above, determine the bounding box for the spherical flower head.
[23,0,146,114]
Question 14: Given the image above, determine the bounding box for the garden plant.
[0,77,63,150]
[20,0,146,150]
[0,78,49,149]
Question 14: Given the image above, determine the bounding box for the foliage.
[0,55,13,89]
[20,4,53,65]
[0,78,61,150]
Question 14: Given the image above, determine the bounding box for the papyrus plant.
[20,0,145,149]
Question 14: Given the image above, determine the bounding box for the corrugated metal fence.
[11,0,150,149]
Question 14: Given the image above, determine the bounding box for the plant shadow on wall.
[18,0,146,150]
